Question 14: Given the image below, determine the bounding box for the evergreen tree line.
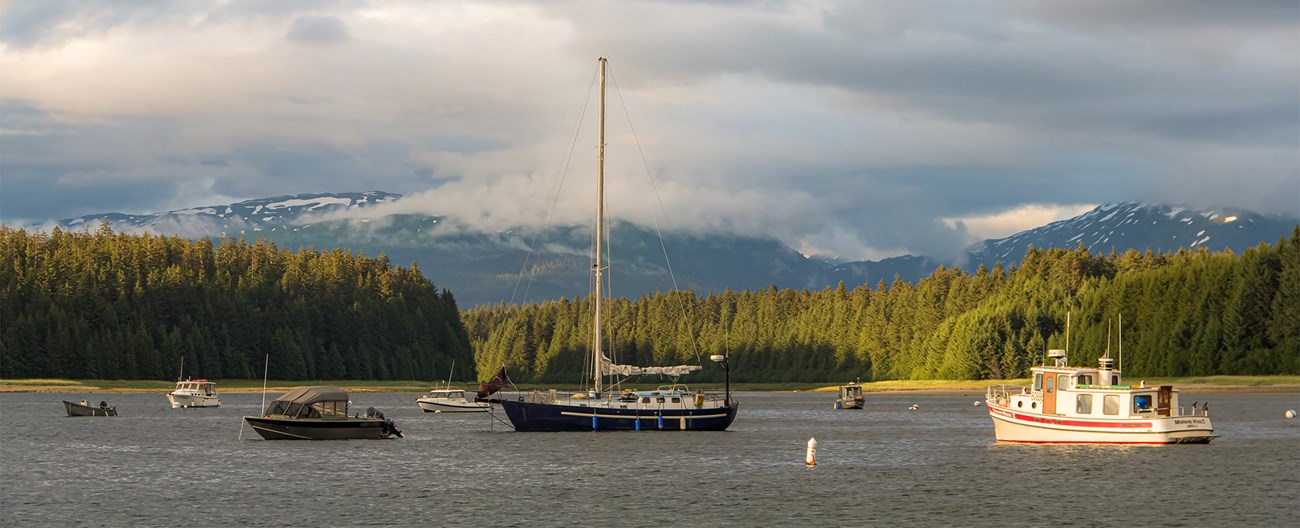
[0,224,473,380]
[464,227,1300,383]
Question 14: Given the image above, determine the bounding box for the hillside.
[30,194,1299,306]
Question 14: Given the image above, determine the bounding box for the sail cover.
[476,367,507,398]
[600,356,701,377]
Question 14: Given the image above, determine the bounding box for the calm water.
[2,390,1297,527]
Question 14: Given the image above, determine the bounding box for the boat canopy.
[262,386,351,418]
[272,386,349,405]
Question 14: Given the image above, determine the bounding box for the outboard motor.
[381,419,403,438]
[364,407,401,438]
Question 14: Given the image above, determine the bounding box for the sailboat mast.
[593,56,607,395]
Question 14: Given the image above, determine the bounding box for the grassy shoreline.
[3,376,1297,394]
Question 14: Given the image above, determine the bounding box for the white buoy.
[973,401,981,406]
[1286,409,1296,419]
[908,404,919,411]
[806,437,817,467]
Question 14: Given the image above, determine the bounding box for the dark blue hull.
[498,400,738,432]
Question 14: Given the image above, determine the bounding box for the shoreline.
[4,379,1297,395]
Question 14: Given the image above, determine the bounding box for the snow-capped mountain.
[967,201,1298,269]
[52,191,400,239]
[27,194,1298,306]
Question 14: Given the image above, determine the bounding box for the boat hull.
[417,399,490,413]
[986,403,1215,444]
[167,394,221,408]
[243,417,395,440]
[498,399,738,432]
[64,401,117,417]
[835,398,865,410]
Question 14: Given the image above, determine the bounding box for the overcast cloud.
[1,0,1296,262]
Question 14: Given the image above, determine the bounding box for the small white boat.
[167,378,221,408]
[986,348,1215,445]
[416,388,490,413]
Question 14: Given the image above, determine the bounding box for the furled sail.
[600,355,701,377]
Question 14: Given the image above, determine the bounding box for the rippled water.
[2,390,1297,527]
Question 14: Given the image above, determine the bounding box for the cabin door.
[1043,373,1057,414]
[1157,385,1173,417]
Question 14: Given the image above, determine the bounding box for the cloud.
[285,15,349,45]
[1,0,1296,264]
[943,203,1098,241]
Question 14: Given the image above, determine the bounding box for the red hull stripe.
[997,440,1173,445]
[990,406,1152,428]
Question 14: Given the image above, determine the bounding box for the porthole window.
[1017,401,1023,408]
[1031,402,1037,409]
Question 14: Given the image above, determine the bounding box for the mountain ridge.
[26,193,1298,306]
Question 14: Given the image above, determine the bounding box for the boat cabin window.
[1133,394,1153,413]
[266,400,290,415]
[641,397,651,404]
[1076,394,1093,414]
[1103,395,1121,415]
[286,402,303,417]
[1111,375,1120,385]
[1033,373,1043,392]
[1045,377,1054,394]
[450,391,464,399]
[1079,375,1093,386]
[313,401,346,417]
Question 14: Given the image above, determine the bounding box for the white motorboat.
[416,388,490,413]
[986,347,1215,445]
[167,378,221,408]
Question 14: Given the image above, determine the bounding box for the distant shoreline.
[3,377,1297,395]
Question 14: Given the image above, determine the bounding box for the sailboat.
[487,57,738,432]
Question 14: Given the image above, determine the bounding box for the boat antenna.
[1065,310,1070,358]
[1105,319,1111,358]
[259,353,269,415]
[239,353,270,441]
[447,359,456,389]
[177,355,185,382]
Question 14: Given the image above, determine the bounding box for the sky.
[1,0,1297,263]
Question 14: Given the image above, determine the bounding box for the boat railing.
[986,385,1028,406]
[1177,404,1211,417]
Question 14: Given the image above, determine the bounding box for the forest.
[2,224,1295,383]
[0,224,473,380]
[464,227,1300,383]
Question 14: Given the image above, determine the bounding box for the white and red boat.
[986,349,1215,445]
